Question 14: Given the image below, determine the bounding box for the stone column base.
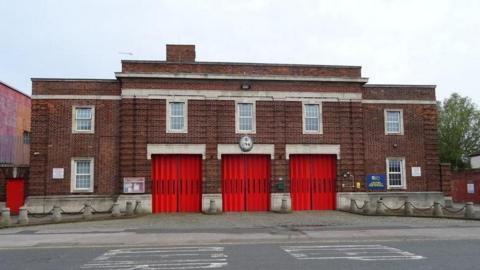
[270,193,291,211]
[202,193,222,213]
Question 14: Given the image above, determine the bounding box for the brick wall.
[121,78,363,93]
[29,81,120,196]
[362,86,440,192]
[28,60,442,197]
[121,62,362,78]
[440,163,452,196]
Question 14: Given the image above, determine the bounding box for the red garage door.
[290,154,336,210]
[222,155,270,212]
[151,155,202,213]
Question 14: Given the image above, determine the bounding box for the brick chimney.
[166,44,196,62]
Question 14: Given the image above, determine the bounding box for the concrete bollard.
[203,199,219,214]
[376,200,386,215]
[1,208,11,226]
[126,201,134,216]
[209,199,217,213]
[111,202,121,217]
[18,207,29,225]
[350,199,356,213]
[203,199,217,214]
[433,202,444,217]
[280,198,288,212]
[444,198,453,208]
[465,202,475,219]
[404,201,414,216]
[51,205,62,222]
[134,200,146,215]
[83,203,93,220]
[363,200,371,215]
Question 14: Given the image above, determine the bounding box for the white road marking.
[82,247,228,269]
[282,244,425,261]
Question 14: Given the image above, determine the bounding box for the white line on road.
[282,244,425,261]
[82,247,228,270]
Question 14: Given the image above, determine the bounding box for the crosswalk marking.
[82,247,228,269]
[282,244,425,261]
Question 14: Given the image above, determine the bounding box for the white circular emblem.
[239,135,254,152]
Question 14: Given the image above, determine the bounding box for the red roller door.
[222,155,270,212]
[151,155,202,213]
[290,154,336,210]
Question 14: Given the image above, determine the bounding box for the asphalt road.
[1,212,480,269]
[0,239,479,270]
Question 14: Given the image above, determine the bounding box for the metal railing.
[0,136,29,165]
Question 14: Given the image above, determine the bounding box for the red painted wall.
[0,82,31,165]
[451,169,480,203]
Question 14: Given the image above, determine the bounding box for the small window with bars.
[237,103,254,132]
[73,106,94,133]
[387,158,405,188]
[385,110,403,134]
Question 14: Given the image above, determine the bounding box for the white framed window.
[386,157,406,189]
[235,101,256,133]
[384,109,403,135]
[72,106,95,133]
[166,100,188,133]
[71,157,94,192]
[303,102,322,134]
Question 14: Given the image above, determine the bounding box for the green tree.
[438,93,480,169]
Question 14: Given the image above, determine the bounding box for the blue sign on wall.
[366,174,386,190]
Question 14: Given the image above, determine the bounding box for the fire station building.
[27,45,449,213]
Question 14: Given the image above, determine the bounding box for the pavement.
[1,211,480,269]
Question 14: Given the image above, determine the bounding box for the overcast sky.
[1,0,479,103]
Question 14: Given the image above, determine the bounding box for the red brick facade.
[28,45,442,199]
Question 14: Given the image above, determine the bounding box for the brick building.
[27,45,448,213]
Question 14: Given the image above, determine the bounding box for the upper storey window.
[303,102,322,134]
[385,109,404,135]
[167,101,187,133]
[236,102,255,133]
[72,106,95,133]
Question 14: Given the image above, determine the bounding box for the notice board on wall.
[467,182,475,194]
[123,177,145,193]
